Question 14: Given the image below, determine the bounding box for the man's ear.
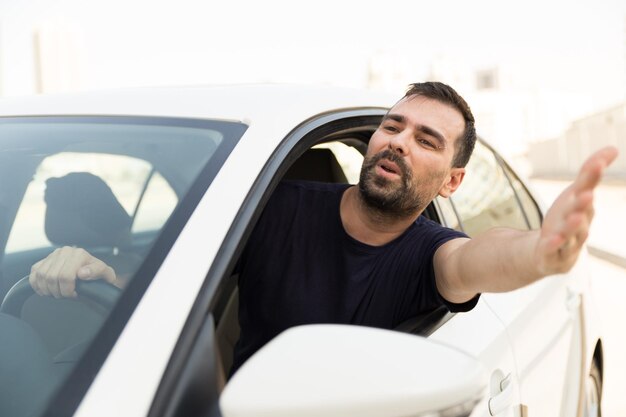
[438,167,465,198]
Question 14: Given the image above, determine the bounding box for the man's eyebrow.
[383,113,447,148]
[383,113,405,124]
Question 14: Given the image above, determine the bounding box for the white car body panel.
[429,298,520,416]
[484,275,581,417]
[0,84,394,123]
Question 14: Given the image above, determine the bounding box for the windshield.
[0,116,246,417]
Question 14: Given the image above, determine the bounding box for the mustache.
[366,150,410,178]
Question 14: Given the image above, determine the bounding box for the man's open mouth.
[378,159,401,175]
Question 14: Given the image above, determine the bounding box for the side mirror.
[220,324,486,417]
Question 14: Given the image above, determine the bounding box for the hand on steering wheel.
[0,247,123,317]
[29,246,119,298]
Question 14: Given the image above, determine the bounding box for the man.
[30,82,619,372]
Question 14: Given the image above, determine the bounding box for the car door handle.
[489,373,515,416]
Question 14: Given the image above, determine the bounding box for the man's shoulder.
[414,214,446,229]
[408,214,468,243]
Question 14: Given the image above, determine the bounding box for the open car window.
[0,116,245,417]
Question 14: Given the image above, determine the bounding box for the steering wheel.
[0,276,120,417]
[0,275,121,317]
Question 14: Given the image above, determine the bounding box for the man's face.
[359,95,466,217]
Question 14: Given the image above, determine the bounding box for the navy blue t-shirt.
[232,181,478,372]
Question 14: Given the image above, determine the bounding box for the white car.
[0,84,602,417]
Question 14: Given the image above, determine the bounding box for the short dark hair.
[403,82,476,168]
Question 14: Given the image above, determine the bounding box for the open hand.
[536,146,619,275]
[29,247,117,298]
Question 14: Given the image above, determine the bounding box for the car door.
[449,140,583,417]
[429,197,522,417]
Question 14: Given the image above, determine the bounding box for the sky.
[0,0,625,154]
[1,0,624,92]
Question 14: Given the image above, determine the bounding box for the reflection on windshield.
[0,116,245,417]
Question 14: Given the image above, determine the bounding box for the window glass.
[451,142,528,236]
[501,163,542,229]
[0,116,245,417]
[435,196,462,231]
[131,172,178,233]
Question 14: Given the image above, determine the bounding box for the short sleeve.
[415,216,480,313]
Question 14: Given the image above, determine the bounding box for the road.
[530,179,626,417]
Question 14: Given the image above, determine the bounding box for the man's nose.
[388,130,410,155]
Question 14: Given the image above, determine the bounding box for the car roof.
[0,84,396,125]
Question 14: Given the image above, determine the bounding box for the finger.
[44,269,62,299]
[561,221,590,255]
[575,190,594,211]
[37,247,69,296]
[554,190,594,229]
[571,190,594,222]
[45,248,72,298]
[586,202,595,221]
[542,233,567,255]
[57,268,78,299]
[576,190,595,221]
[55,247,96,297]
[574,229,589,250]
[545,211,586,255]
[29,259,45,296]
[596,145,619,165]
[572,146,619,193]
[562,212,586,240]
[77,260,117,284]
[34,256,56,297]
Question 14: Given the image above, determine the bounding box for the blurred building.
[0,17,82,97]
[33,23,83,94]
[528,103,626,178]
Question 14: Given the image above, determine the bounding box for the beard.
[358,150,441,218]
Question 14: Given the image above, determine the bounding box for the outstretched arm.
[434,146,619,304]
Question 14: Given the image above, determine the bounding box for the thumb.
[77,260,117,284]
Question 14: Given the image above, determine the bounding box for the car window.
[500,162,542,229]
[435,196,462,231]
[132,171,178,233]
[451,141,529,236]
[0,116,245,417]
[313,142,364,184]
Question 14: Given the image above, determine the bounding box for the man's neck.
[340,186,422,246]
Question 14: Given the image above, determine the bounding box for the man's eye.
[418,139,436,149]
[383,125,398,133]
